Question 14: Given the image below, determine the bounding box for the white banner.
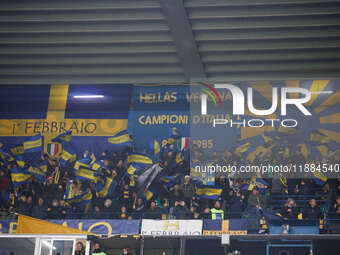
[141,220,202,236]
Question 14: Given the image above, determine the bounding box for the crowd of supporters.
[0,143,340,231]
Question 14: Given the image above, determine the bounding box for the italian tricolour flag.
[47,143,60,156]
[178,137,190,151]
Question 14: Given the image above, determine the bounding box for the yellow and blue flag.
[24,134,42,153]
[147,140,160,156]
[143,189,154,201]
[96,177,116,198]
[75,167,97,182]
[160,174,182,189]
[52,131,72,143]
[59,142,76,167]
[78,152,96,166]
[65,180,76,200]
[10,144,24,156]
[127,152,153,175]
[65,189,92,206]
[10,168,31,187]
[90,160,105,172]
[16,155,25,168]
[54,167,61,184]
[128,152,153,165]
[313,171,327,186]
[108,130,132,147]
[241,176,268,193]
[0,148,15,164]
[28,162,47,183]
[196,183,222,200]
[175,151,184,164]
[73,158,91,173]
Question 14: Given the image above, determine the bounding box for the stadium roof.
[1,0,340,85]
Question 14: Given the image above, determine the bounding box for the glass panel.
[52,240,74,255]
[40,240,52,255]
[0,237,35,255]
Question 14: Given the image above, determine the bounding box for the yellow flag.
[17,214,91,235]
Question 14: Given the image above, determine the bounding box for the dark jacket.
[173,205,191,219]
[229,196,245,218]
[144,207,161,219]
[281,206,299,219]
[303,205,321,219]
[179,182,195,200]
[47,205,62,219]
[32,204,47,219]
[247,193,266,209]
[16,200,31,216]
[329,203,340,219]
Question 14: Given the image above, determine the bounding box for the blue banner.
[203,219,248,235]
[0,219,140,235]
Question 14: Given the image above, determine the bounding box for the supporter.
[122,248,133,255]
[303,198,322,219]
[132,197,145,219]
[329,196,340,219]
[173,201,191,219]
[319,183,331,202]
[229,191,245,219]
[144,201,160,219]
[169,184,184,207]
[179,175,195,206]
[75,241,85,255]
[247,187,266,211]
[201,207,211,219]
[55,184,65,201]
[43,177,58,202]
[31,197,47,219]
[211,200,224,220]
[101,199,115,219]
[92,204,102,219]
[120,184,133,210]
[331,179,340,203]
[82,149,89,159]
[281,198,299,219]
[115,159,126,179]
[247,187,266,230]
[294,179,313,199]
[16,194,30,216]
[26,195,33,216]
[47,199,62,219]
[0,169,9,198]
[193,211,201,219]
[216,175,229,210]
[59,199,68,219]
[271,173,287,196]
[119,206,128,219]
[92,242,106,255]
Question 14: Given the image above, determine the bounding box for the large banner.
[0,219,140,236]
[141,219,202,236]
[0,84,132,154]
